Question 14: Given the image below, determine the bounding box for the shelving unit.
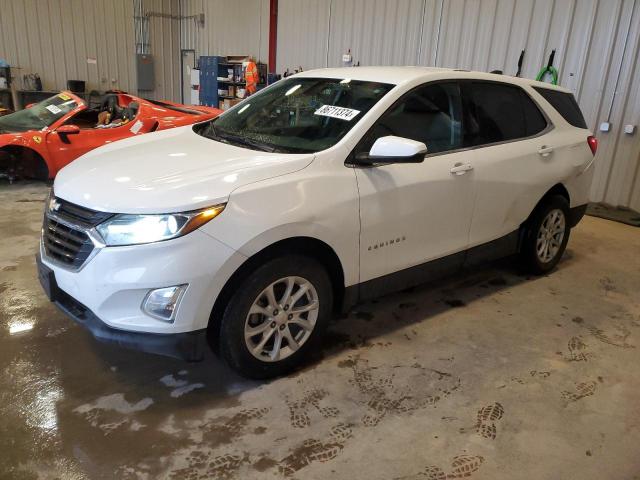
[198,56,267,110]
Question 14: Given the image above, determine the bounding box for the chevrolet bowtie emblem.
[49,198,61,212]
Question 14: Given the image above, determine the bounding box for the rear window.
[533,87,587,129]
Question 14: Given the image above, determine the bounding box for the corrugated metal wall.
[180,0,269,63]
[275,0,640,211]
[139,0,182,101]
[277,0,331,72]
[0,0,137,93]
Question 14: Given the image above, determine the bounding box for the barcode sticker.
[46,105,62,114]
[314,105,360,121]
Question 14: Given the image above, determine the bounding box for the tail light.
[587,136,598,156]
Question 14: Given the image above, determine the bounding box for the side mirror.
[354,136,427,166]
[57,124,80,144]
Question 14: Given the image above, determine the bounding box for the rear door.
[462,81,551,247]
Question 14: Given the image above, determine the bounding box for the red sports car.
[0,91,221,180]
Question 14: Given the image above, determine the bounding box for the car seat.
[122,102,139,122]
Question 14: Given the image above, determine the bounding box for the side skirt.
[342,229,520,311]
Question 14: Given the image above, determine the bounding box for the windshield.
[195,77,394,153]
[0,93,79,133]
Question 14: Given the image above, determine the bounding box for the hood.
[54,126,314,214]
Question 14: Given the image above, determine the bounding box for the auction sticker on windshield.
[46,105,62,114]
[314,105,360,121]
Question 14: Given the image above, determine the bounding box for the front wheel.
[520,195,571,274]
[218,255,333,379]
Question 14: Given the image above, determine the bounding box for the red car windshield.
[0,94,79,133]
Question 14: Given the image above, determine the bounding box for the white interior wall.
[141,0,182,101]
[0,0,137,93]
[180,0,269,63]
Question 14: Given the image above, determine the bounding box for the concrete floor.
[1,182,639,480]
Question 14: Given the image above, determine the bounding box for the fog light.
[142,285,188,322]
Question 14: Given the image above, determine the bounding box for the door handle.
[538,145,554,157]
[450,163,474,175]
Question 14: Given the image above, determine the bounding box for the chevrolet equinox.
[38,67,597,378]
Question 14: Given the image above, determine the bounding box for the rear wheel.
[218,255,333,379]
[520,195,570,274]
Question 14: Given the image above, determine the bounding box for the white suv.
[38,67,597,378]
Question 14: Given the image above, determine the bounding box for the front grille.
[43,217,94,269]
[54,197,113,228]
[42,197,113,270]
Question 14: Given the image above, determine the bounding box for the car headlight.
[96,204,225,246]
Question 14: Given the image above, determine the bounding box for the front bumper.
[38,253,207,361]
[39,228,245,335]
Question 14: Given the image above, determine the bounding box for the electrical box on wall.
[136,54,155,91]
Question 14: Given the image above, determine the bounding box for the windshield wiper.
[216,130,281,153]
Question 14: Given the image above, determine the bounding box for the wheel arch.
[0,145,50,180]
[206,236,347,348]
[519,183,571,249]
[525,183,570,224]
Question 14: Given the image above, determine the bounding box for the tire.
[218,255,333,379]
[520,195,571,274]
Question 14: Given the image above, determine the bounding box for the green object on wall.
[536,66,559,85]
[536,49,558,85]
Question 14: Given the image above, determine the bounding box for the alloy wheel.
[536,208,566,263]
[244,276,319,362]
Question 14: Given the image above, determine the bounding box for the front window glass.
[0,94,79,133]
[195,78,394,153]
[358,82,463,155]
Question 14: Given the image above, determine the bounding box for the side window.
[520,90,548,136]
[533,87,587,129]
[463,82,546,146]
[359,82,463,155]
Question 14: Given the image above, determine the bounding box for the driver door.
[354,81,477,284]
